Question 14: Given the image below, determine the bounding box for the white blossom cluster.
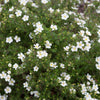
[33,22,44,35]
[8,5,29,21]
[1,0,100,99]
[58,72,71,87]
[75,18,86,28]
[23,74,40,98]
[64,29,92,56]
[6,36,21,44]
[0,71,15,100]
[8,63,20,70]
[50,62,66,69]
[37,50,48,59]
[81,73,100,100]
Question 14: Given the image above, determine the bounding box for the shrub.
[0,0,100,100]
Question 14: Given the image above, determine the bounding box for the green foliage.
[0,0,100,100]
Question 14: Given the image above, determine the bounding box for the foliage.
[0,0,100,100]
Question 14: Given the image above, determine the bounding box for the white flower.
[79,30,85,37]
[36,50,48,59]
[7,71,11,74]
[9,14,14,18]
[41,0,48,4]
[48,7,54,13]
[81,86,87,95]
[36,22,42,27]
[84,42,91,52]
[9,6,14,12]
[0,7,2,12]
[71,46,78,52]
[4,0,9,3]
[68,11,75,15]
[13,63,19,70]
[96,6,100,14]
[50,24,58,31]
[97,30,100,36]
[86,30,91,36]
[64,46,69,51]
[42,50,48,57]
[84,93,92,100]
[18,53,25,62]
[9,78,15,86]
[56,9,60,12]
[50,62,54,67]
[34,22,44,34]
[92,84,98,91]
[6,37,13,44]
[61,13,69,20]
[72,34,76,38]
[33,91,40,98]
[76,41,84,49]
[33,66,39,72]
[29,32,33,39]
[64,75,71,81]
[5,75,11,82]
[26,75,31,81]
[83,36,90,43]
[30,91,34,95]
[23,82,28,88]
[37,51,43,59]
[45,40,52,49]
[35,26,44,33]
[22,7,27,13]
[60,72,66,77]
[15,10,22,17]
[86,42,91,48]
[50,62,58,69]
[8,63,12,67]
[58,77,62,83]
[19,0,28,6]
[27,23,29,26]
[26,86,31,91]
[66,52,69,56]
[0,94,8,100]
[96,63,100,70]
[96,9,100,14]
[0,72,6,79]
[32,3,38,8]
[86,73,91,80]
[96,56,100,64]
[75,18,86,27]
[98,39,100,43]
[60,81,67,87]
[34,43,41,49]
[90,78,95,83]
[97,25,100,28]
[14,35,21,42]
[26,49,32,55]
[60,63,65,68]
[87,81,90,86]
[4,86,12,94]
[22,15,29,21]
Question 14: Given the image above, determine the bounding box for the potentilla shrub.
[0,0,100,100]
